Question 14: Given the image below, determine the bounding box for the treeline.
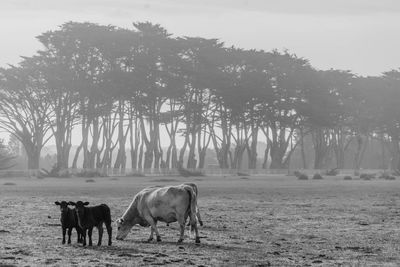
[0,21,400,172]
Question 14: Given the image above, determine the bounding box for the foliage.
[312,173,323,180]
[75,169,107,178]
[360,173,376,180]
[0,21,400,172]
[39,164,70,178]
[0,139,15,170]
[325,168,339,176]
[298,173,309,180]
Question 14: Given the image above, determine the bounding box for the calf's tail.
[101,204,112,225]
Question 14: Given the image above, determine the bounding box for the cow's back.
[90,204,111,224]
[139,185,190,223]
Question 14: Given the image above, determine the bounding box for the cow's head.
[68,201,89,220]
[116,217,131,240]
[55,201,70,214]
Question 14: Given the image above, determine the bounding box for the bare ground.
[1,175,400,266]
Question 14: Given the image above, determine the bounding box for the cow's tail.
[184,186,198,236]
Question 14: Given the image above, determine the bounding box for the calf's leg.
[62,227,66,244]
[76,228,82,243]
[97,225,103,246]
[105,223,112,246]
[67,228,72,244]
[82,228,87,246]
[88,227,93,246]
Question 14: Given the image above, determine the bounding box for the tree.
[0,60,53,169]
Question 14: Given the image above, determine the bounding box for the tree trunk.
[389,134,400,171]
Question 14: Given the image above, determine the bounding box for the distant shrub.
[3,182,16,186]
[379,173,396,180]
[85,179,95,183]
[177,167,204,177]
[298,173,309,180]
[360,173,375,180]
[126,172,146,177]
[40,164,70,178]
[75,170,106,178]
[237,172,250,177]
[344,175,352,180]
[325,168,339,176]
[293,170,302,178]
[312,173,323,180]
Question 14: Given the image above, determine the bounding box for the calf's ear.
[55,201,60,205]
[83,202,89,206]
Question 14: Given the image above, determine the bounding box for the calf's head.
[55,201,70,215]
[68,201,89,222]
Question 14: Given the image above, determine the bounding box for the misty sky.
[1,0,400,76]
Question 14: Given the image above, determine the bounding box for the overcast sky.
[1,0,400,76]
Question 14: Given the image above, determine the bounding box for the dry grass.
[1,175,400,266]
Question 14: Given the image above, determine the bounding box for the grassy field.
[1,174,400,266]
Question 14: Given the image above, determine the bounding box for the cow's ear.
[55,201,60,205]
[83,202,89,206]
[68,201,76,206]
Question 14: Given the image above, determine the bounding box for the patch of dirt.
[1,176,400,266]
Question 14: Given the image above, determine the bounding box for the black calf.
[54,201,83,244]
[69,201,112,246]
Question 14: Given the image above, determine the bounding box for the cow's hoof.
[62,241,65,245]
[146,237,153,243]
[195,237,200,244]
[199,221,204,226]
[156,236,161,242]
[177,239,183,244]
[108,242,112,246]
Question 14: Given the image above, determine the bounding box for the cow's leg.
[82,228,87,246]
[105,223,112,246]
[147,227,154,242]
[67,228,72,244]
[145,216,161,242]
[177,215,186,243]
[62,227,66,244]
[187,213,200,244]
[97,225,103,246]
[88,227,93,246]
[193,223,200,244]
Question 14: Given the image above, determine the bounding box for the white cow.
[116,184,200,243]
